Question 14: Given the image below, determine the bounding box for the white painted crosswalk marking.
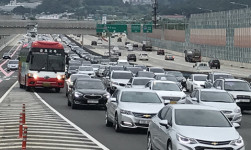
[0,82,109,150]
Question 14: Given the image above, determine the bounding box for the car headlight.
[234,107,241,113]
[176,134,197,144]
[120,109,132,115]
[74,92,83,98]
[230,137,244,146]
[103,93,110,99]
[181,97,186,100]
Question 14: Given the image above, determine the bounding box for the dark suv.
[208,59,220,69]
[127,54,136,62]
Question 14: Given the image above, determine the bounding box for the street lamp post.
[230,2,248,8]
[197,7,213,12]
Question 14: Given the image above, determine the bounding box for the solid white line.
[0,81,18,103]
[34,92,109,150]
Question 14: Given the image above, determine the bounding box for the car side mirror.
[164,100,169,105]
[232,123,240,128]
[159,120,169,128]
[110,97,117,103]
[69,85,73,88]
[207,79,212,83]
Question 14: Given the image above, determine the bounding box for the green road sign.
[131,24,141,33]
[96,24,127,33]
[143,24,152,33]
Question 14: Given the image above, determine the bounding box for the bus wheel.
[55,88,60,93]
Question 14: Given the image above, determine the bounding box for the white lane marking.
[0,81,17,103]
[34,92,109,150]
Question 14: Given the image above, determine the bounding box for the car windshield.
[142,54,148,56]
[135,65,147,70]
[69,66,79,70]
[110,66,124,71]
[168,72,183,77]
[126,67,143,74]
[76,80,105,89]
[8,60,18,64]
[79,67,93,71]
[118,62,129,66]
[4,53,10,56]
[92,64,100,68]
[153,82,181,91]
[175,109,231,127]
[194,76,207,81]
[30,52,65,72]
[121,91,161,103]
[150,68,164,73]
[70,75,90,82]
[197,66,210,70]
[112,72,132,79]
[224,81,251,92]
[156,75,177,82]
[132,78,153,85]
[201,91,234,103]
[214,75,234,81]
[137,72,155,78]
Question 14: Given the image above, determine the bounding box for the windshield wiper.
[51,66,57,73]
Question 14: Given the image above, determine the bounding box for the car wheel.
[218,66,220,69]
[67,98,71,106]
[105,111,113,127]
[114,114,121,132]
[25,86,30,92]
[19,84,23,89]
[147,134,153,150]
[167,140,172,150]
[55,88,60,93]
[71,100,77,109]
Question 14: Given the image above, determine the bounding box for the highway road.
[71,34,251,78]
[0,35,251,150]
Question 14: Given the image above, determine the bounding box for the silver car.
[180,89,242,125]
[147,104,245,150]
[7,60,18,71]
[105,88,164,132]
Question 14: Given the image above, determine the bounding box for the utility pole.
[152,0,158,29]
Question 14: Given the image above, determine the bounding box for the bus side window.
[26,52,31,63]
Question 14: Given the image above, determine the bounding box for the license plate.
[239,99,250,102]
[139,120,150,125]
[87,100,99,104]
[43,82,51,87]
[170,101,177,104]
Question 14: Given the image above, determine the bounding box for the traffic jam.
[15,33,248,150]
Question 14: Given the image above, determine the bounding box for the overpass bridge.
[0,20,97,35]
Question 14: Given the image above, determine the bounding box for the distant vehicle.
[7,60,18,71]
[147,105,243,150]
[147,67,165,75]
[65,74,90,97]
[77,66,95,77]
[145,80,186,104]
[126,44,133,51]
[142,41,152,51]
[97,38,102,44]
[117,60,129,66]
[133,65,147,71]
[213,78,251,111]
[127,77,154,88]
[139,53,149,61]
[165,53,174,60]
[127,54,136,62]
[105,88,164,131]
[184,49,201,62]
[117,37,122,42]
[68,78,109,109]
[124,67,143,76]
[157,50,164,55]
[135,71,155,78]
[209,58,221,69]
[18,41,65,92]
[181,89,242,125]
[125,41,130,46]
[186,74,207,92]
[133,44,138,47]
[205,72,234,88]
[91,41,97,46]
[2,53,11,59]
[193,62,209,68]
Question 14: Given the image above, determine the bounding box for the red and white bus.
[18,41,65,92]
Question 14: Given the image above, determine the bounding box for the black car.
[91,41,97,46]
[68,79,109,109]
[2,53,11,59]
[127,54,136,62]
[208,59,220,69]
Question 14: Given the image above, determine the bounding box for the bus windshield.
[29,49,65,72]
